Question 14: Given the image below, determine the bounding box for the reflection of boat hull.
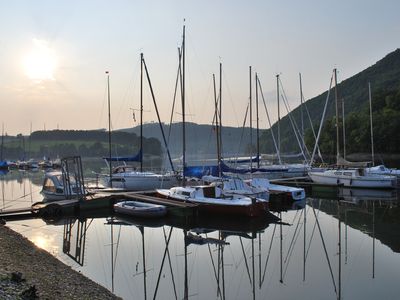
[113,212,279,235]
[339,187,398,203]
[114,201,167,218]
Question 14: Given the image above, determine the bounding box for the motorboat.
[156,185,268,217]
[114,200,167,218]
[101,165,179,191]
[17,159,39,170]
[40,171,84,201]
[308,168,397,189]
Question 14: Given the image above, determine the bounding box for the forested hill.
[3,130,162,160]
[260,48,400,154]
[122,122,258,159]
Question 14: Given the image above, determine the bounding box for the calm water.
[1,169,400,300]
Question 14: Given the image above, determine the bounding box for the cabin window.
[181,191,191,197]
[334,172,342,175]
[43,178,56,193]
[343,172,352,176]
[203,186,216,198]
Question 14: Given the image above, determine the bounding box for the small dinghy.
[114,200,167,218]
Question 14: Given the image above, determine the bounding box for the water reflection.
[1,172,400,299]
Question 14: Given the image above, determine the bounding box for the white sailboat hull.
[308,170,396,189]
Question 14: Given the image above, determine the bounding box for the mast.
[338,201,341,300]
[299,73,305,157]
[219,62,222,161]
[1,123,4,161]
[369,82,375,166]
[213,74,221,177]
[276,74,281,162]
[342,98,346,160]
[182,25,186,186]
[106,71,112,188]
[140,53,144,172]
[249,66,253,172]
[334,68,340,165]
[256,73,260,168]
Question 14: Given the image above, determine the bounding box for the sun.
[22,39,58,81]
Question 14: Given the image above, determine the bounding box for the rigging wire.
[257,76,280,162]
[278,77,310,162]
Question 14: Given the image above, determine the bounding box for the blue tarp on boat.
[0,160,8,169]
[184,165,220,178]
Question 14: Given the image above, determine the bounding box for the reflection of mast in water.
[184,229,188,300]
[138,226,147,300]
[251,233,255,300]
[218,231,225,300]
[310,200,338,299]
[111,219,114,293]
[303,204,306,281]
[153,226,177,300]
[338,201,342,300]
[280,212,283,283]
[372,201,375,279]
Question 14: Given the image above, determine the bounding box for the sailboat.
[101,59,178,191]
[363,82,400,181]
[308,69,397,189]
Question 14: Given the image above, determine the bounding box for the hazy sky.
[1,0,399,135]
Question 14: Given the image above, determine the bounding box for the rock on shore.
[0,224,121,299]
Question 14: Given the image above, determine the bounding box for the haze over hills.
[124,122,258,160]
[122,48,400,159]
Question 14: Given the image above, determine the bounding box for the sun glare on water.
[22,39,58,81]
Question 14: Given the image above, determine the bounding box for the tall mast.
[299,73,304,157]
[182,24,186,186]
[256,72,260,168]
[342,97,346,160]
[213,74,221,177]
[219,62,222,161]
[140,53,144,172]
[1,123,4,161]
[334,68,340,165]
[106,71,112,187]
[249,66,253,172]
[276,74,280,162]
[369,82,375,166]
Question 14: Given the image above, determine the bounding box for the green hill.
[260,48,400,156]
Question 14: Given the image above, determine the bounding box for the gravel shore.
[0,223,121,299]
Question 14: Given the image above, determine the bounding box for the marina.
[1,2,400,299]
[0,165,400,299]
